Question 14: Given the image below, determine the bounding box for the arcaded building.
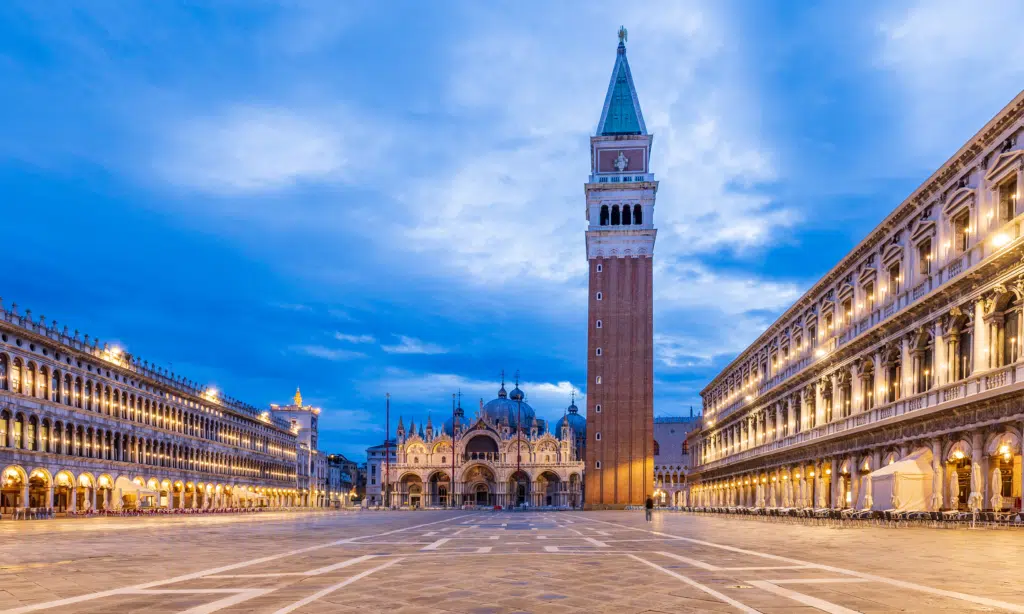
[380,383,584,508]
[652,413,700,506]
[585,29,657,509]
[685,91,1024,513]
[0,299,326,511]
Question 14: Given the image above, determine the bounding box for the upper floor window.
[953,210,970,254]
[600,205,609,226]
[918,239,932,275]
[887,262,901,296]
[841,299,853,326]
[865,282,876,311]
[633,205,643,225]
[998,175,1018,223]
[611,205,621,225]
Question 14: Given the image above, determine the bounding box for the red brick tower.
[584,28,656,509]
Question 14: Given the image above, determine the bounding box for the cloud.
[380,335,448,355]
[318,408,381,433]
[155,105,385,195]
[394,1,797,302]
[334,332,376,344]
[371,368,583,424]
[655,262,803,315]
[290,344,365,361]
[875,0,1024,159]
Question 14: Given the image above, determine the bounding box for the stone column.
[45,486,53,510]
[21,483,30,509]
[974,300,987,371]
[849,455,859,509]
[932,438,944,510]
[786,397,794,436]
[830,458,839,508]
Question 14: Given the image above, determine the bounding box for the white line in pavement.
[272,557,404,614]
[544,546,560,552]
[303,554,377,576]
[476,547,493,553]
[421,538,451,551]
[746,581,861,614]
[0,514,469,614]
[717,565,813,572]
[572,515,1024,613]
[584,537,609,548]
[628,555,761,614]
[656,551,719,571]
[766,578,870,585]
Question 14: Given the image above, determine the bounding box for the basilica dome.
[481,384,535,429]
[555,400,586,438]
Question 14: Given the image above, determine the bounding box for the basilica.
[379,381,585,508]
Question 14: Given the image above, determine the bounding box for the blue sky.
[2,2,1023,460]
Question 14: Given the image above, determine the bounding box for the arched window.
[611,205,620,225]
[634,205,642,225]
[0,354,7,390]
[11,358,22,393]
[600,205,609,226]
[51,370,60,403]
[653,440,660,455]
[622,205,631,225]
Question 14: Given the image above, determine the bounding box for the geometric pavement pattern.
[1,511,1023,613]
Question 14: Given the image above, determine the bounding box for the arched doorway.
[536,471,561,507]
[462,465,495,506]
[508,470,530,507]
[400,474,423,508]
[428,471,450,508]
[54,471,75,511]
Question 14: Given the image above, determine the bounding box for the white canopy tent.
[867,448,935,512]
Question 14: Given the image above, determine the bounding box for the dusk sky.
[2,1,1023,460]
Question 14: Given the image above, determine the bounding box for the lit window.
[595,376,602,384]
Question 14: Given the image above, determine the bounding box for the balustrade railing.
[699,362,1021,472]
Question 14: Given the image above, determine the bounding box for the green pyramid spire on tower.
[597,27,646,137]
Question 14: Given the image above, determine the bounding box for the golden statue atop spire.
[618,25,627,45]
[293,387,303,407]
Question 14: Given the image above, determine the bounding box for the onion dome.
[555,396,586,439]
[443,406,469,436]
[509,386,524,402]
[481,382,535,430]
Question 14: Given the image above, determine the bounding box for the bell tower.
[584,27,656,509]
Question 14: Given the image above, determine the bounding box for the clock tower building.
[584,29,657,509]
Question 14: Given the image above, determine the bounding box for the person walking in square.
[645,495,654,522]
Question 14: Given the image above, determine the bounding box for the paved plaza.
[1,510,1024,613]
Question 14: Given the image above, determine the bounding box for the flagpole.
[516,370,522,509]
[451,392,456,509]
[385,393,390,510]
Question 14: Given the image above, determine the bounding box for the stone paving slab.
[1,510,1024,612]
